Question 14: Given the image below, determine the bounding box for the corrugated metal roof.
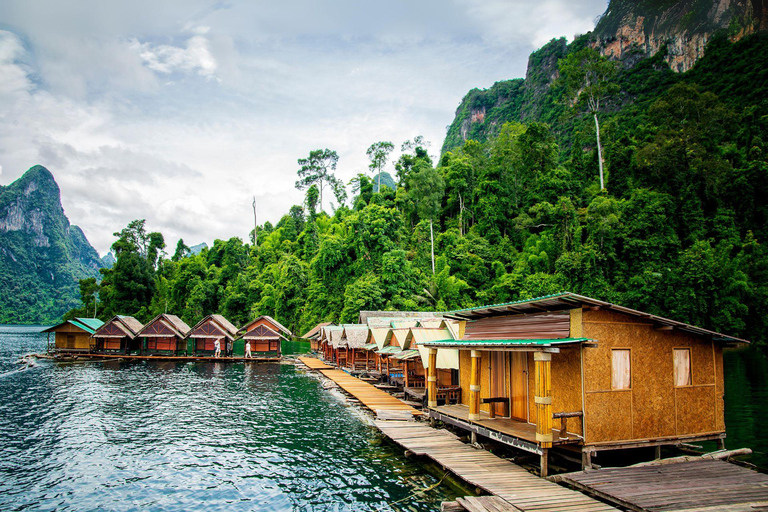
[42,318,105,334]
[392,349,421,360]
[445,292,749,345]
[301,322,333,339]
[74,318,105,332]
[363,342,378,350]
[376,345,403,354]
[420,337,593,348]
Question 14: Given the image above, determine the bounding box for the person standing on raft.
[245,340,252,359]
[214,338,221,358]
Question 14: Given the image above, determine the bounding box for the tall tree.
[295,149,343,212]
[558,47,618,190]
[366,141,395,192]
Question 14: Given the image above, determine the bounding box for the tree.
[366,141,395,192]
[295,149,344,212]
[172,239,190,261]
[558,47,619,190]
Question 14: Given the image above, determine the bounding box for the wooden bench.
[482,397,510,419]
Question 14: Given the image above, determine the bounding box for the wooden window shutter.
[612,349,631,390]
[674,348,692,386]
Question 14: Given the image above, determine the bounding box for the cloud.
[131,28,219,80]
[0,1,610,255]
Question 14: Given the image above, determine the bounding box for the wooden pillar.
[582,449,592,470]
[427,348,438,408]
[540,448,549,478]
[535,351,553,457]
[404,360,410,388]
[469,350,481,421]
[366,350,370,370]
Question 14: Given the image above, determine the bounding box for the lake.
[0,326,463,511]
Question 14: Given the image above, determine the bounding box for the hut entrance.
[510,352,527,421]
[489,352,509,417]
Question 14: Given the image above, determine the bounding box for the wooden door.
[489,352,509,417]
[510,352,528,421]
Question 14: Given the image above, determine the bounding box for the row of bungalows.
[304,292,749,476]
[44,313,292,358]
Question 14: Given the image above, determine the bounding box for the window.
[612,349,631,390]
[674,348,692,386]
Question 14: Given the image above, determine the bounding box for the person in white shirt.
[214,338,221,358]
[245,340,252,359]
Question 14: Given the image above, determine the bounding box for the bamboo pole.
[469,350,481,421]
[428,348,438,407]
[535,351,553,477]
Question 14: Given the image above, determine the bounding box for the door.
[510,352,528,421]
[489,352,509,417]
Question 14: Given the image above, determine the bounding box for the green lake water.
[0,326,463,511]
[1,326,767,511]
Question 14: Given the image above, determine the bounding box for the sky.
[0,0,608,255]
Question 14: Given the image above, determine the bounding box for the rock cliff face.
[0,165,102,323]
[441,0,768,154]
[593,0,768,72]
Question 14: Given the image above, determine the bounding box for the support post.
[541,448,549,478]
[582,449,592,470]
[469,350,482,421]
[427,348,438,408]
[404,360,410,388]
[655,445,662,460]
[534,352,553,453]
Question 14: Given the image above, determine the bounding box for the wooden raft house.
[420,292,749,476]
[235,315,292,357]
[301,322,333,352]
[340,324,369,370]
[136,314,191,355]
[187,314,238,356]
[91,315,143,354]
[43,318,105,353]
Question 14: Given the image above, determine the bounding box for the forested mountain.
[0,166,102,324]
[65,0,768,347]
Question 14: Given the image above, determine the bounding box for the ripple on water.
[0,330,460,511]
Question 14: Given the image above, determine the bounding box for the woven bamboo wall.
[582,309,723,445]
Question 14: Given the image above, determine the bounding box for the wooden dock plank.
[377,420,617,512]
[559,459,768,511]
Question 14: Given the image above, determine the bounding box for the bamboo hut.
[187,314,238,356]
[420,292,749,476]
[301,322,333,352]
[363,327,390,373]
[91,316,143,354]
[43,318,104,353]
[376,328,411,383]
[340,324,369,370]
[401,324,461,404]
[236,315,292,357]
[327,326,347,366]
[136,314,191,355]
[318,325,343,362]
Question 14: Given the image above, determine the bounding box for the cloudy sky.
[0,0,607,255]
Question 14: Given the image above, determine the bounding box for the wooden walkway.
[299,357,420,418]
[47,353,280,362]
[376,420,616,512]
[557,459,768,512]
[297,356,332,369]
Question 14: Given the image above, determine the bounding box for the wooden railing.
[553,411,583,438]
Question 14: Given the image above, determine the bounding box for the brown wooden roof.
[445,292,749,344]
[242,324,281,340]
[301,322,333,340]
[243,315,292,337]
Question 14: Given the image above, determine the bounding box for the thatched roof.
[341,324,369,349]
[92,315,143,339]
[187,314,239,341]
[247,315,292,337]
[320,325,343,343]
[137,314,191,338]
[359,310,443,324]
[329,326,346,348]
[301,322,333,339]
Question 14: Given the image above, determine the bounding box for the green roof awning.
[376,345,403,355]
[420,337,593,348]
[363,342,378,350]
[392,349,420,360]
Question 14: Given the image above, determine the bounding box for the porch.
[429,403,583,455]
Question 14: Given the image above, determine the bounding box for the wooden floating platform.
[556,459,768,512]
[377,420,617,512]
[45,353,281,363]
[321,369,421,417]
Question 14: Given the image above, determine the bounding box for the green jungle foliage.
[67,32,768,346]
